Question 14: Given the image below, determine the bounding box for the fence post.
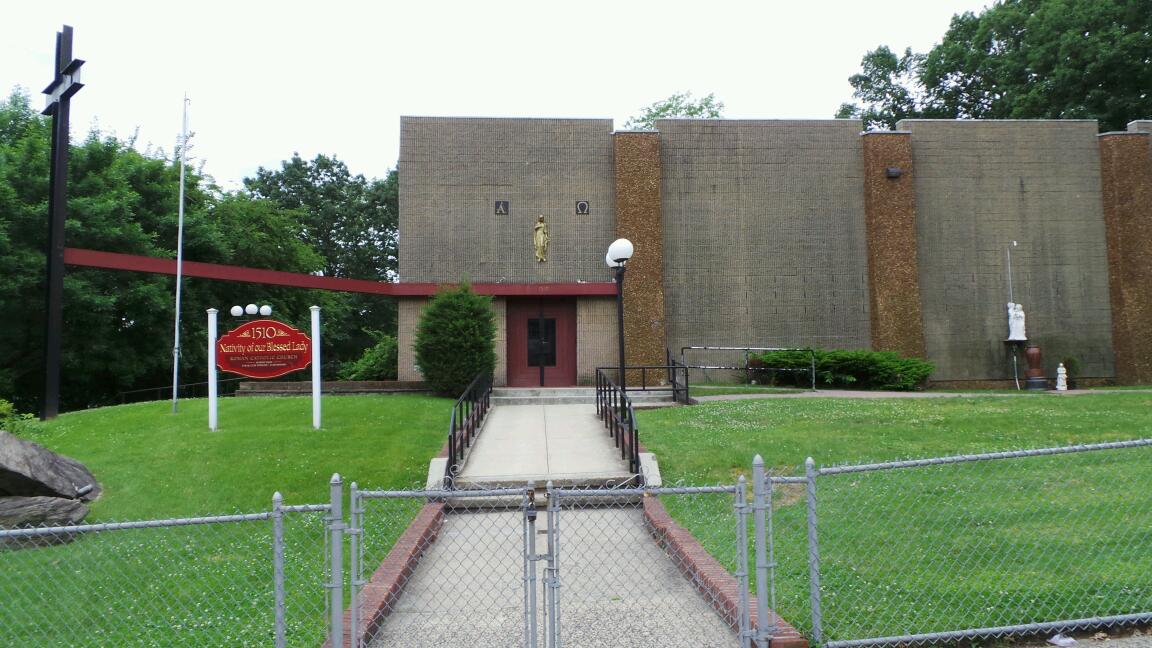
[524,482,538,648]
[752,456,771,648]
[272,491,286,648]
[805,457,822,646]
[328,473,345,648]
[349,482,361,648]
[546,481,561,648]
[735,475,752,648]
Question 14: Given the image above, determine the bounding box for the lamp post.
[606,238,634,391]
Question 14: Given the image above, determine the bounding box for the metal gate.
[345,481,769,648]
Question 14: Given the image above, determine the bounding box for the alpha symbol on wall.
[575,200,590,215]
[495,200,510,215]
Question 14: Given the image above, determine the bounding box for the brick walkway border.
[643,494,809,648]
[327,501,446,648]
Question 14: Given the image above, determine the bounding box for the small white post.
[207,308,218,431]
[311,306,321,430]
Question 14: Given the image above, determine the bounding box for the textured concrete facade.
[1099,127,1152,384]
[397,299,425,383]
[576,298,619,384]
[399,117,617,284]
[614,132,667,383]
[901,120,1114,381]
[658,120,871,362]
[396,115,1152,387]
[862,132,926,359]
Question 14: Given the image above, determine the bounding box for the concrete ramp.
[453,404,635,488]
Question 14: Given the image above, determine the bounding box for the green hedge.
[751,349,933,391]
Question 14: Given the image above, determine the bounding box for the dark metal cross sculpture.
[40,25,84,420]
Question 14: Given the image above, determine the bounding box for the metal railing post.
[805,458,823,646]
[349,482,361,648]
[752,456,773,647]
[272,492,286,648]
[328,473,345,648]
[735,476,752,648]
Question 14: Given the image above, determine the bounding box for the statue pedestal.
[1023,344,1047,391]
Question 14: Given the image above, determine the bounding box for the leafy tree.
[0,89,338,411]
[243,154,399,368]
[243,154,397,280]
[623,91,725,130]
[838,0,1152,131]
[413,283,495,395]
[835,46,927,128]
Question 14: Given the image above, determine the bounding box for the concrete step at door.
[490,387,674,406]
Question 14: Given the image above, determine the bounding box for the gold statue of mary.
[533,215,549,262]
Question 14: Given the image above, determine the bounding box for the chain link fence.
[4,441,1150,648]
[550,485,748,647]
[767,439,1152,648]
[352,485,530,648]
[0,501,329,647]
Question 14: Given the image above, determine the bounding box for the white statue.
[1056,363,1068,391]
[1007,302,1027,341]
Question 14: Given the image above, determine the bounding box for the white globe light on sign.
[259,305,272,316]
[607,238,634,265]
[245,304,258,315]
[230,305,243,317]
[606,252,621,268]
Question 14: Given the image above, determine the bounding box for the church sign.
[216,319,311,379]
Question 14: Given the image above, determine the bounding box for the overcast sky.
[3,0,991,189]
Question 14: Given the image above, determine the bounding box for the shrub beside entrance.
[751,349,933,391]
[414,283,496,395]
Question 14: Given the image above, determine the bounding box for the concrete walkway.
[693,388,1152,401]
[454,404,635,487]
[367,508,736,648]
[361,402,742,646]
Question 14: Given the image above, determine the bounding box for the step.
[490,388,676,407]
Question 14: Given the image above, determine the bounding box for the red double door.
[506,299,577,387]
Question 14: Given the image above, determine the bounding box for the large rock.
[0,431,101,501]
[0,496,88,548]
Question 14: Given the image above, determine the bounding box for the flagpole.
[171,95,189,413]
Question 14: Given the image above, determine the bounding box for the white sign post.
[311,306,321,430]
[207,308,218,431]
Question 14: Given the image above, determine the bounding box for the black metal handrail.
[594,362,691,405]
[595,369,640,474]
[445,371,494,483]
[666,351,691,405]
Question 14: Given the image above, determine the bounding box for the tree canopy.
[837,0,1152,131]
[243,154,400,366]
[0,89,398,412]
[623,91,725,130]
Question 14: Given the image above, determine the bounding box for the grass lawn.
[638,394,1152,642]
[689,383,809,397]
[1,395,450,647]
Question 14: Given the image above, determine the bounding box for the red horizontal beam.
[63,248,617,297]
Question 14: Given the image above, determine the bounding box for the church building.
[394,116,1152,388]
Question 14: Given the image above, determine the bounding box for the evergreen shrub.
[414,283,496,395]
[752,349,933,391]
